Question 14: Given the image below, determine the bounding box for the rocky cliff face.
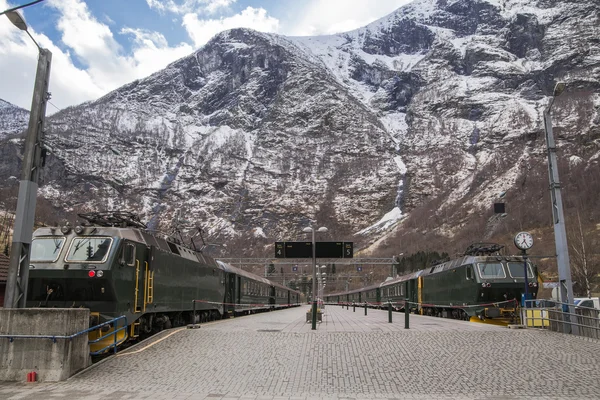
[0,99,28,139]
[0,0,598,254]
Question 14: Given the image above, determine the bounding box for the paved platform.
[1,305,599,400]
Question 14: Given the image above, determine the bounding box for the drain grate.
[257,329,281,332]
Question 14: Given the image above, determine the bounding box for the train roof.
[33,226,218,266]
[216,260,301,295]
[327,253,531,296]
[216,261,272,285]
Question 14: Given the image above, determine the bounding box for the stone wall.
[0,308,91,381]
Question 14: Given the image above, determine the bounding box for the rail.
[523,299,599,339]
[0,316,128,355]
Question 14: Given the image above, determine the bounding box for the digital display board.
[315,242,343,258]
[284,242,313,258]
[274,241,353,258]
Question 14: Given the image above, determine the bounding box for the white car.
[574,297,600,310]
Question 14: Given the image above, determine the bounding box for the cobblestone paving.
[1,306,599,400]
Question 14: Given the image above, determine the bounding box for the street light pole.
[303,226,327,330]
[3,11,52,308]
[543,82,578,335]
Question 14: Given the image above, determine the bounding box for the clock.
[514,232,534,251]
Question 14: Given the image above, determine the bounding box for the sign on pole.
[274,241,354,258]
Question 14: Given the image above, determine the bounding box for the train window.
[66,237,113,263]
[167,242,181,255]
[121,243,136,266]
[507,262,535,279]
[31,237,65,262]
[466,265,473,280]
[477,263,506,278]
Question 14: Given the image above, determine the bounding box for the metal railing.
[523,300,600,339]
[0,315,128,355]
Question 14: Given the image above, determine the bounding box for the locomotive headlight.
[74,225,85,235]
[97,270,104,277]
[88,270,96,278]
[60,225,71,234]
[481,283,486,287]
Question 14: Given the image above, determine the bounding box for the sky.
[0,0,412,112]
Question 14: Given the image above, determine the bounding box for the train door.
[225,273,236,315]
[127,242,149,338]
[237,276,241,305]
[269,287,276,306]
[131,242,149,314]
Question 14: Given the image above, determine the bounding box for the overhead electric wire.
[0,0,46,16]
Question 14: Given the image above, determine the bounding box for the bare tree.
[568,210,600,297]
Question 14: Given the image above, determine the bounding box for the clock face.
[514,232,534,250]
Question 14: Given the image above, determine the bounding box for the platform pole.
[388,302,392,323]
[364,302,367,316]
[405,282,410,329]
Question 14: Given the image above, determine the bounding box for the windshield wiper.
[73,238,91,255]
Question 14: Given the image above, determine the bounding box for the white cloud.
[146,0,236,15]
[204,0,236,15]
[183,6,280,48]
[0,0,193,110]
[286,0,412,36]
[0,0,105,110]
[121,28,193,78]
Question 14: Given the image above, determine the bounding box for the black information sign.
[494,202,506,214]
[315,242,343,258]
[275,242,285,258]
[344,242,353,258]
[284,242,313,258]
[274,241,353,258]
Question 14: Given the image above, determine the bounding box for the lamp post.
[543,82,578,335]
[303,226,327,330]
[320,268,327,308]
[3,10,52,308]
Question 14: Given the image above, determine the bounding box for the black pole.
[388,301,392,323]
[522,249,529,308]
[364,302,367,315]
[405,281,410,329]
[193,300,197,324]
[353,302,355,312]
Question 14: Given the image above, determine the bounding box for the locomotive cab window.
[31,237,66,262]
[466,265,473,280]
[477,262,506,278]
[66,237,114,263]
[121,243,136,266]
[507,262,535,279]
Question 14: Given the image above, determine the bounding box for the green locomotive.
[25,212,300,352]
[326,244,539,323]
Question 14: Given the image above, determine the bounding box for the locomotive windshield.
[477,262,506,278]
[66,237,114,263]
[31,237,65,262]
[507,262,535,279]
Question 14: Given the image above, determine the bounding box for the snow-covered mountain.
[0,99,29,139]
[0,0,598,254]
